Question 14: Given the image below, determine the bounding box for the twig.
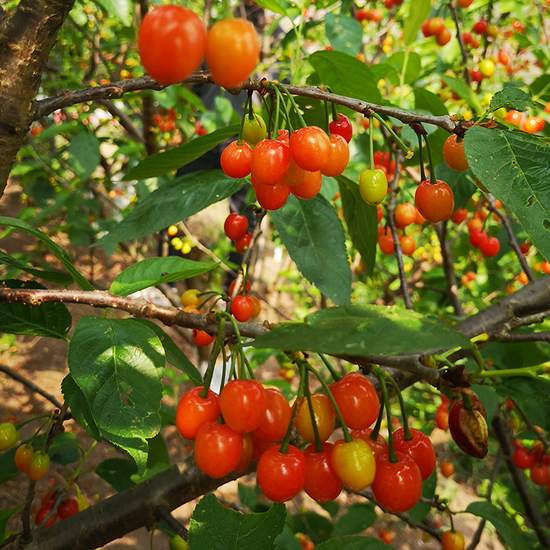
[465,452,503,550]
[449,0,471,86]
[489,331,550,343]
[0,364,63,408]
[155,505,188,541]
[485,197,534,282]
[492,414,550,548]
[386,150,414,310]
[435,221,466,316]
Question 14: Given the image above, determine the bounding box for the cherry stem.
[14,414,51,431]
[416,133,426,181]
[318,353,341,382]
[368,112,375,170]
[449,512,456,533]
[276,84,307,129]
[303,374,323,453]
[274,86,292,132]
[324,100,330,136]
[370,399,385,441]
[237,94,250,146]
[331,101,339,123]
[247,90,255,120]
[272,86,281,140]
[304,362,353,443]
[381,368,412,441]
[200,317,225,398]
[423,134,438,185]
[462,392,474,410]
[376,371,398,463]
[371,112,412,158]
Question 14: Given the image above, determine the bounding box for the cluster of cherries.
[176,372,437,513]
[504,110,546,134]
[153,108,178,133]
[421,17,452,46]
[35,491,80,529]
[512,438,550,492]
[221,111,352,211]
[377,200,424,256]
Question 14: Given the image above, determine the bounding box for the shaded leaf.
[134,319,202,386]
[95,458,137,492]
[530,74,550,103]
[123,126,239,181]
[0,504,23,542]
[325,13,363,56]
[0,217,93,290]
[415,88,448,116]
[0,250,74,286]
[337,175,377,277]
[0,280,71,339]
[271,194,351,305]
[62,374,102,441]
[466,501,530,550]
[408,470,437,522]
[332,503,377,536]
[96,170,244,246]
[385,52,421,85]
[494,376,550,432]
[464,126,550,261]
[439,74,483,115]
[188,494,286,550]
[309,51,382,105]
[67,131,101,180]
[489,88,534,113]
[48,433,81,466]
[316,535,393,549]
[110,257,217,296]
[253,0,288,16]
[252,304,471,356]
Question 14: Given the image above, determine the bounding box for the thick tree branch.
[5,456,254,550]
[0,0,76,194]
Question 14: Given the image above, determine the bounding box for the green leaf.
[288,512,333,542]
[252,0,288,16]
[0,447,20,484]
[122,126,239,181]
[0,280,72,339]
[466,501,530,550]
[434,163,477,210]
[0,250,74,286]
[337,175,377,277]
[0,217,93,290]
[315,535,393,549]
[489,88,534,113]
[110,257,218,297]
[530,74,550,103]
[95,458,137,492]
[385,52,421,85]
[48,433,81,466]
[96,0,133,26]
[408,470,436,522]
[325,13,363,56]
[134,320,202,386]
[402,0,431,46]
[464,126,550,261]
[271,194,351,305]
[309,51,382,105]
[67,130,101,180]
[332,503,377,536]
[95,170,243,246]
[0,504,23,543]
[494,376,550,432]
[238,482,262,509]
[414,88,448,116]
[61,374,102,441]
[252,304,471,356]
[68,316,165,474]
[188,494,286,550]
[439,74,483,115]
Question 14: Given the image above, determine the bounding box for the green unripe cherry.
[243,113,267,147]
[169,535,188,550]
[359,169,388,205]
[0,422,20,451]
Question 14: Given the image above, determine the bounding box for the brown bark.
[0,0,76,195]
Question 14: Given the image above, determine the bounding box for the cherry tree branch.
[35,74,458,133]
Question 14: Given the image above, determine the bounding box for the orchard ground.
[0,183,505,550]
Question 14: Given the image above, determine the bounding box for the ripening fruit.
[479,59,495,77]
[443,135,469,172]
[359,169,388,205]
